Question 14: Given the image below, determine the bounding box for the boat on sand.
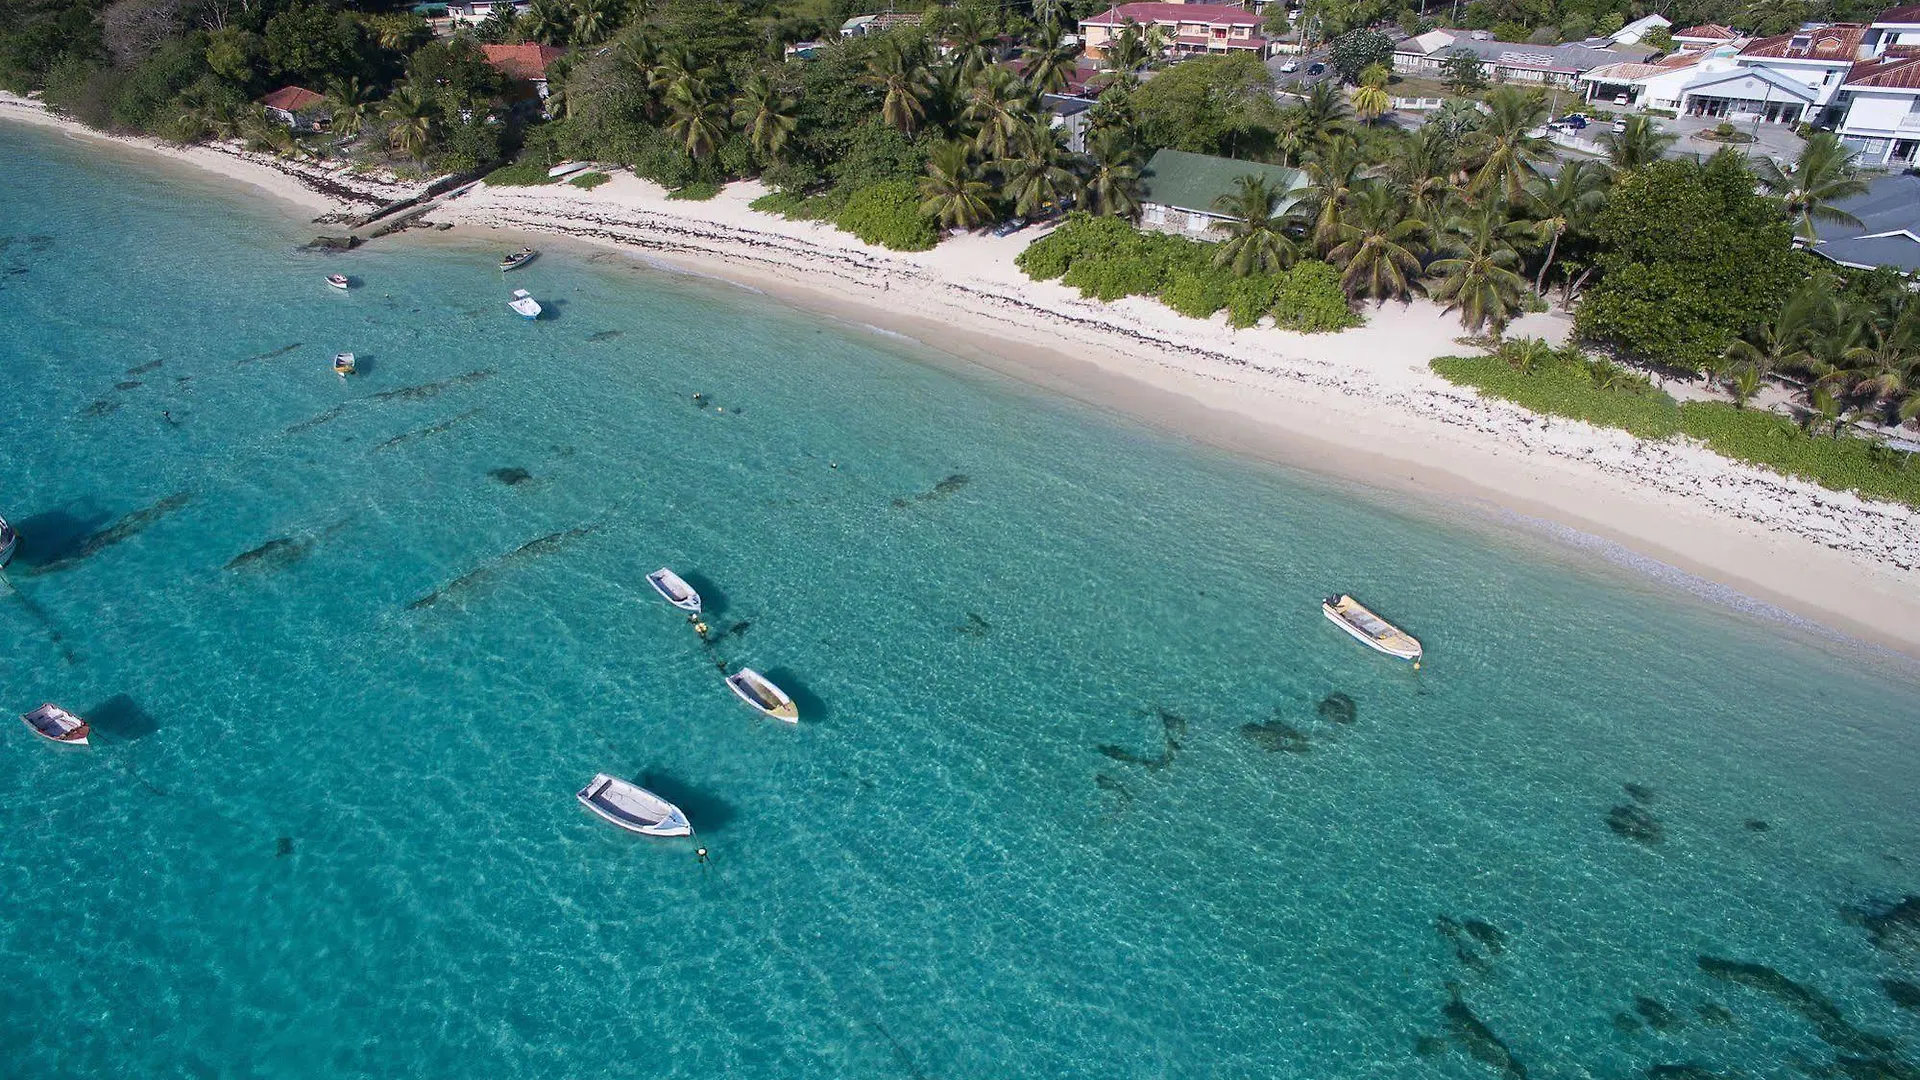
[576,774,691,836]
[508,289,542,319]
[22,703,89,746]
[1322,594,1422,666]
[726,668,799,723]
[645,568,701,613]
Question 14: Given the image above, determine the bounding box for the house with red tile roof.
[261,85,328,130]
[1837,44,1920,165]
[1670,24,1743,51]
[481,43,564,114]
[1671,25,1869,124]
[1079,3,1269,61]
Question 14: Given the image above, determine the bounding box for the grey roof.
[1410,32,1637,73]
[1680,65,1819,100]
[1137,148,1306,216]
[1810,173,1920,272]
[1041,93,1096,117]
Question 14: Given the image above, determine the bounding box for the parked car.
[1279,59,1298,73]
[1306,61,1325,76]
[1556,113,1589,129]
[1610,118,1627,133]
[991,217,1028,238]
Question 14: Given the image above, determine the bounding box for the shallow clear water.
[4,122,1919,1080]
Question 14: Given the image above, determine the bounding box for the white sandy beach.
[6,93,1918,656]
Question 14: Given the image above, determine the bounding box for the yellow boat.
[1323,594,1422,666]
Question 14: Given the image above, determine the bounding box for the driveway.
[1656,114,1806,167]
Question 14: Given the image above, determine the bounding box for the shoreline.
[6,101,1919,659]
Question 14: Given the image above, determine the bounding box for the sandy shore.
[6,97,1918,659]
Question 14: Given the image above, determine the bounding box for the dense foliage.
[1017,213,1358,332]
[1431,342,1681,439]
[1679,402,1920,510]
[836,179,937,251]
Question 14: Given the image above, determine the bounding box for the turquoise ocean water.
[3,121,1919,1079]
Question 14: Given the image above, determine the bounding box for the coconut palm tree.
[1033,0,1065,30]
[1830,320,1918,414]
[1023,24,1077,97]
[966,67,1031,162]
[1724,283,1824,391]
[1209,175,1304,276]
[174,83,241,142]
[524,0,571,44]
[326,76,372,139]
[1351,63,1390,125]
[571,0,621,46]
[381,83,437,164]
[1085,128,1143,217]
[1326,183,1426,301]
[997,119,1082,218]
[1752,131,1870,242]
[1297,79,1351,146]
[664,76,725,160]
[1463,85,1552,201]
[731,73,797,162]
[861,37,930,136]
[946,7,998,80]
[920,141,993,230]
[1521,158,1607,296]
[1599,115,1677,174]
[1104,20,1151,80]
[1301,135,1366,255]
[1391,125,1456,220]
[1429,208,1530,336]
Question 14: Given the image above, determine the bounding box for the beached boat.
[499,248,538,272]
[645,567,701,613]
[21,703,89,746]
[546,162,591,180]
[726,667,799,723]
[508,289,542,319]
[1322,594,1422,665]
[326,273,351,290]
[333,352,356,376]
[576,774,691,836]
[0,514,15,568]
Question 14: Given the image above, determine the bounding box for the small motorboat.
[645,567,701,613]
[1323,594,1423,666]
[546,161,591,180]
[333,352,356,376]
[508,289,542,319]
[500,247,538,272]
[326,273,351,290]
[0,513,15,568]
[726,667,799,723]
[577,774,691,836]
[22,703,89,746]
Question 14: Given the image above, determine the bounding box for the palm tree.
[1392,126,1456,221]
[1832,321,1917,412]
[862,37,930,136]
[1297,80,1351,145]
[1301,135,1366,255]
[1033,0,1065,30]
[1463,85,1552,201]
[965,67,1031,162]
[1326,183,1426,301]
[664,76,726,161]
[1104,20,1151,79]
[1429,208,1530,336]
[997,119,1082,218]
[1023,24,1077,97]
[1724,284,1823,392]
[731,73,797,162]
[1085,128,1143,217]
[1271,106,1312,167]
[524,0,571,44]
[1599,115,1676,174]
[1210,175,1303,276]
[381,83,437,164]
[326,76,372,139]
[1351,80,1390,126]
[174,83,240,142]
[946,7,998,80]
[571,0,620,46]
[1752,131,1870,242]
[1521,159,1607,296]
[920,141,993,230]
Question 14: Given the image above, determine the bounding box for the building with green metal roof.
[1136,148,1307,240]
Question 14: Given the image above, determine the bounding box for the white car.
[1610,118,1628,133]
[1279,60,1298,73]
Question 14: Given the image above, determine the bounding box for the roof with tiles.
[1737,24,1866,61]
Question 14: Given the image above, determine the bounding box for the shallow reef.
[1440,982,1528,1080]
[408,525,596,610]
[1316,692,1357,724]
[488,466,533,486]
[1855,896,1920,956]
[891,473,971,509]
[1697,956,1898,1059]
[1436,915,1506,974]
[1608,804,1665,845]
[26,492,193,575]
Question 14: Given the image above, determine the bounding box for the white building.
[1671,24,1869,124]
[1579,49,1733,109]
[446,1,529,26]
[1837,46,1920,166]
[1392,30,1636,88]
[1609,13,1673,45]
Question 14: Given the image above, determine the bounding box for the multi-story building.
[1079,3,1269,61]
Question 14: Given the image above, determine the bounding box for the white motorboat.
[645,568,701,613]
[21,703,89,746]
[726,667,798,723]
[326,273,351,290]
[576,774,691,836]
[508,289,542,319]
[500,248,538,272]
[546,162,591,180]
[333,352,356,376]
[0,514,15,568]
[1323,594,1423,666]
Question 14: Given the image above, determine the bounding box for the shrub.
[1160,267,1233,319]
[1272,262,1361,333]
[835,180,937,251]
[484,158,556,186]
[1226,274,1278,328]
[569,170,612,190]
[1430,351,1681,438]
[1015,213,1140,281]
[1678,402,1920,509]
[667,180,721,201]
